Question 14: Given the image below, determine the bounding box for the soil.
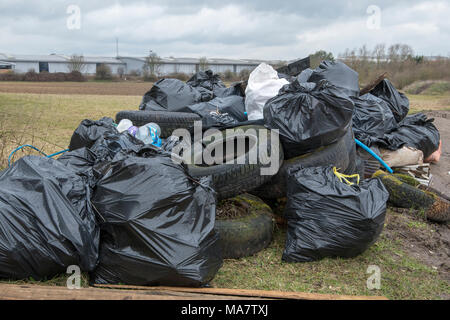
[0,81,151,96]
[425,110,450,199]
[385,208,450,282]
[216,199,250,220]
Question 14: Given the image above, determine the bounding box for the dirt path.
[425,110,450,199]
[382,110,450,297]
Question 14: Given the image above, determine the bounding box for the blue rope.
[8,145,69,167]
[354,138,393,174]
[47,149,70,158]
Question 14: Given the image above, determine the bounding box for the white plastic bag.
[245,63,289,121]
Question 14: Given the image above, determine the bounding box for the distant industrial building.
[0,53,271,76]
[0,53,126,74]
[119,56,264,75]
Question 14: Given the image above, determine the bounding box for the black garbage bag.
[160,135,182,153]
[277,72,294,82]
[69,117,116,151]
[296,68,313,83]
[58,147,98,185]
[187,95,247,125]
[214,82,245,98]
[264,80,354,159]
[282,166,388,262]
[187,70,244,98]
[370,79,409,122]
[351,93,398,146]
[0,156,99,280]
[139,79,209,112]
[308,60,359,97]
[90,130,144,162]
[91,153,222,287]
[375,113,440,158]
[201,112,239,127]
[187,70,226,92]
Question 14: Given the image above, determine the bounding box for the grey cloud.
[0,0,448,59]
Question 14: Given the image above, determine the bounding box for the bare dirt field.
[0,81,153,96]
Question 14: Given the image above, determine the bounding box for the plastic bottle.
[145,123,161,137]
[135,123,162,147]
[127,126,138,136]
[117,119,133,133]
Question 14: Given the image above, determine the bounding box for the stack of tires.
[115,109,357,260]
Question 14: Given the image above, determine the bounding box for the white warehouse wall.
[13,62,39,73]
[9,58,258,76]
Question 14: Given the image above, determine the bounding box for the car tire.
[187,125,284,200]
[374,170,450,222]
[215,194,274,259]
[115,110,201,138]
[252,126,354,199]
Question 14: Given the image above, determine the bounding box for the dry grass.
[343,57,450,90]
[0,92,140,169]
[408,94,450,114]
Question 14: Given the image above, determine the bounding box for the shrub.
[23,70,39,81]
[65,71,85,82]
[0,70,86,82]
[37,72,65,82]
[95,64,112,80]
[0,71,24,81]
[220,70,239,82]
[238,69,251,80]
[128,69,141,77]
[166,72,190,81]
[143,73,159,82]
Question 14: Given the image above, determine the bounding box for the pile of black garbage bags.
[140,70,247,127]
[290,60,440,160]
[269,60,439,262]
[0,118,222,286]
[134,63,393,262]
[0,60,442,286]
[352,78,440,159]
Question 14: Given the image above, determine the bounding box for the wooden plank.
[360,72,387,95]
[0,283,255,300]
[93,284,388,300]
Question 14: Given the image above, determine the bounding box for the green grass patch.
[211,222,448,300]
[422,82,450,95]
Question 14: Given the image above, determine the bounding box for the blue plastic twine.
[354,138,393,174]
[8,144,69,167]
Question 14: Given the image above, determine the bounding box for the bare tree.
[387,44,402,63]
[400,44,414,61]
[198,57,209,71]
[373,43,386,65]
[358,45,369,61]
[143,51,162,78]
[67,54,87,73]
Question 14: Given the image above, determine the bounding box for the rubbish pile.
[0,57,446,288]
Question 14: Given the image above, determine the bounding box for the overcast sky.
[0,0,449,60]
